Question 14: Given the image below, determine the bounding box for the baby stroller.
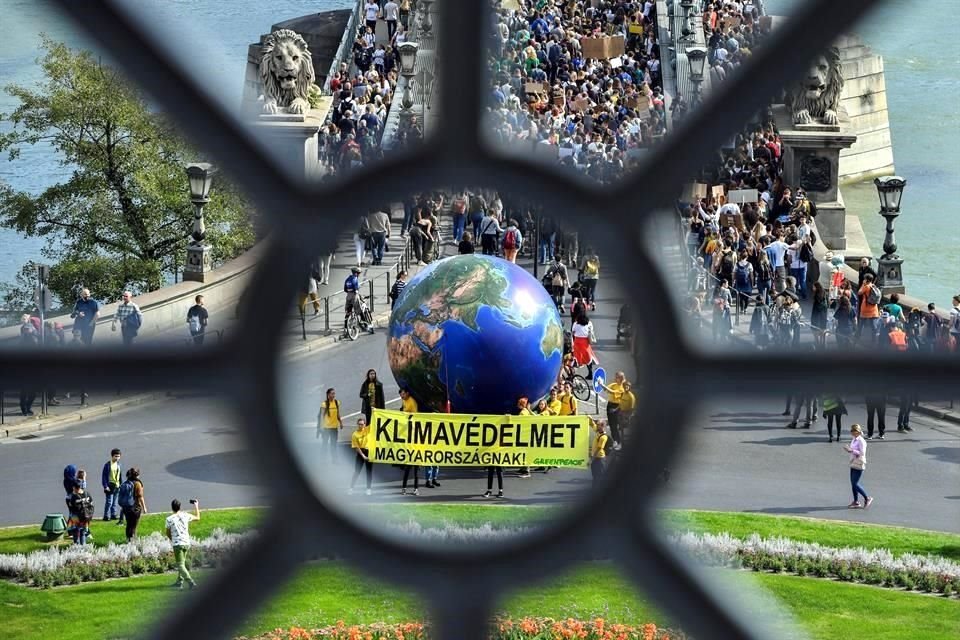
[616,304,633,344]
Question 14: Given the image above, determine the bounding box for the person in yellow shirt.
[590,418,608,486]
[516,396,532,479]
[600,371,627,451]
[348,417,372,496]
[619,381,636,434]
[558,381,577,416]
[399,388,420,495]
[316,388,343,464]
[547,388,563,416]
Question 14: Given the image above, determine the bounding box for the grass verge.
[5,505,959,561]
[0,561,957,640]
[662,509,960,561]
[0,507,261,555]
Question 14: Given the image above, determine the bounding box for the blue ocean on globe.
[387,254,564,415]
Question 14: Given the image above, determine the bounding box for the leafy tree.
[0,36,255,314]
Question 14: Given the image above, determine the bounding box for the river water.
[1,0,957,303]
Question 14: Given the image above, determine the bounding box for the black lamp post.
[686,45,707,106]
[183,162,217,282]
[874,175,906,293]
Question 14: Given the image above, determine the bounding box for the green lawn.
[0,507,261,555]
[6,505,958,562]
[1,561,957,640]
[661,509,960,560]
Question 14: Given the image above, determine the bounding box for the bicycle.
[343,293,374,341]
[560,356,593,402]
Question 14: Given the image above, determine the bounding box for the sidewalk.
[1,203,419,438]
[670,243,960,428]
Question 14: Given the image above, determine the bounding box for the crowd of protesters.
[487,0,668,183]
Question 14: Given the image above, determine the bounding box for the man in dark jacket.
[101,448,123,521]
[857,257,877,289]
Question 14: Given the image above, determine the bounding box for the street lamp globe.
[686,46,708,81]
[874,175,906,213]
[185,163,217,202]
[397,42,419,76]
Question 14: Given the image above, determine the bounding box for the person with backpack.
[544,255,569,313]
[389,270,407,310]
[117,468,147,542]
[186,295,209,346]
[111,291,143,346]
[857,274,882,346]
[66,480,95,545]
[478,209,502,256]
[501,219,523,263]
[755,252,773,307]
[792,236,814,299]
[579,251,600,310]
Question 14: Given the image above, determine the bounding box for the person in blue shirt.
[343,266,361,328]
[70,288,100,345]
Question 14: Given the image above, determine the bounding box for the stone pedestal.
[249,105,331,182]
[184,243,213,283]
[876,256,905,294]
[773,105,857,250]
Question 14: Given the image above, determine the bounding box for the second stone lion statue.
[788,47,844,126]
[259,29,315,115]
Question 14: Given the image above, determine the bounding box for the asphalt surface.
[1,244,956,534]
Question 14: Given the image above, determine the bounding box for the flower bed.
[673,531,960,596]
[236,619,685,640]
[0,528,255,588]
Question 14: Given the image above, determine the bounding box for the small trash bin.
[41,513,67,540]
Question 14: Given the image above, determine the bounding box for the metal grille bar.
[0,1,913,639]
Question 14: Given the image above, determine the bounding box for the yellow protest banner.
[370,408,591,469]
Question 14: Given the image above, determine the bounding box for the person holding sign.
[399,388,420,495]
[590,419,609,486]
[599,371,627,451]
[348,417,373,496]
[359,369,385,426]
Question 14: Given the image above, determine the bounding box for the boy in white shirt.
[165,498,201,589]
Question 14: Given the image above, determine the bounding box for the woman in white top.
[843,423,873,509]
[571,314,597,377]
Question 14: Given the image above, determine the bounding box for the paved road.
[657,396,960,533]
[2,236,955,533]
[2,384,957,531]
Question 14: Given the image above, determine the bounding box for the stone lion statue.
[259,29,315,115]
[788,47,844,126]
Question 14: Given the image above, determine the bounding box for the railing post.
[386,272,392,306]
[323,297,330,335]
[369,280,375,313]
[300,306,307,341]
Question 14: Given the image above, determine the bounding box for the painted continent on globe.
[388,254,564,415]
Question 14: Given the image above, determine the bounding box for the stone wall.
[835,34,896,183]
[0,243,266,346]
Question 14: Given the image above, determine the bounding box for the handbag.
[358,218,371,240]
[849,456,865,470]
[551,273,564,288]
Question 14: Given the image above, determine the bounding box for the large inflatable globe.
[388,254,564,415]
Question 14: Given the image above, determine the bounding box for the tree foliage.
[0,36,255,313]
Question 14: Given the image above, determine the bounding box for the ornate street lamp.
[397,41,419,110]
[686,46,707,82]
[873,175,907,293]
[183,162,217,282]
[419,0,434,35]
[686,46,707,107]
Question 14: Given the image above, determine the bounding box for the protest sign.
[711,185,726,205]
[581,35,626,59]
[525,81,548,95]
[727,188,759,204]
[369,408,591,469]
[681,182,709,202]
